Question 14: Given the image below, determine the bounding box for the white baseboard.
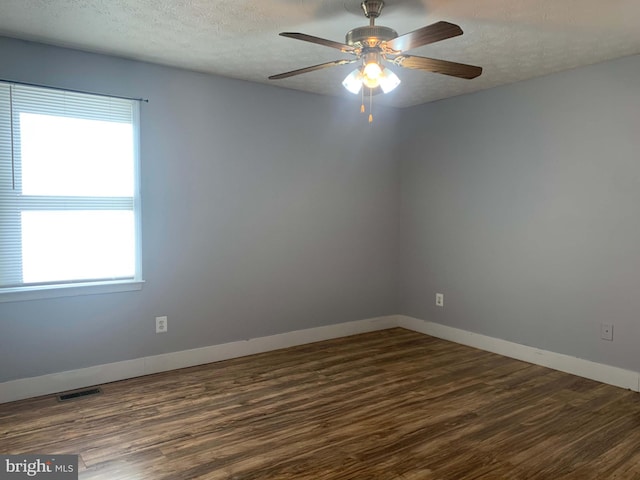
[397,315,640,392]
[0,315,397,404]
[2,314,638,404]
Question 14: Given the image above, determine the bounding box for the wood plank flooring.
[2,328,640,479]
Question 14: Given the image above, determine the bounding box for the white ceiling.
[0,0,638,108]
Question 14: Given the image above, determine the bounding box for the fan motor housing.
[345,26,398,47]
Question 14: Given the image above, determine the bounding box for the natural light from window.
[20,113,133,197]
[21,210,135,284]
[18,113,135,284]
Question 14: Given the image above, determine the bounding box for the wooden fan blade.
[392,55,482,79]
[269,59,357,80]
[279,32,356,53]
[386,21,463,53]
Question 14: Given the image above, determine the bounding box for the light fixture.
[342,64,401,94]
[342,50,401,95]
[342,60,401,123]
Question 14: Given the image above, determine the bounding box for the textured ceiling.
[0,0,638,108]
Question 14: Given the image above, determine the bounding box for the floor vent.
[57,387,102,402]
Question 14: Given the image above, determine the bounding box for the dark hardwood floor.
[2,328,640,479]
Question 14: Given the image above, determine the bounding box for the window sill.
[0,280,145,303]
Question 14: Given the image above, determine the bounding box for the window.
[0,83,142,300]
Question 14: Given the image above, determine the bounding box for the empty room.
[1,0,639,478]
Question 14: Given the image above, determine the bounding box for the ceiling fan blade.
[386,21,463,53]
[269,59,358,80]
[392,55,482,79]
[279,32,356,53]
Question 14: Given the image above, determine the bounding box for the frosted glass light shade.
[379,67,401,93]
[342,69,363,94]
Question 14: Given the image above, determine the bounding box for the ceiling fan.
[269,0,482,121]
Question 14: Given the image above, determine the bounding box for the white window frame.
[0,83,143,302]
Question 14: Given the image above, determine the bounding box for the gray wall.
[2,34,638,384]
[0,37,401,382]
[399,55,640,372]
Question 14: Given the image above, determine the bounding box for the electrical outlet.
[156,316,168,334]
[435,293,444,307]
[600,323,613,341]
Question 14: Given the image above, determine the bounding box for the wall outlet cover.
[156,316,168,334]
[600,323,613,341]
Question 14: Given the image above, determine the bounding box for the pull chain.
[360,85,365,113]
[368,87,373,124]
